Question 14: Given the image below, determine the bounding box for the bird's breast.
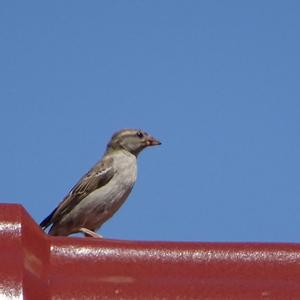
[83,151,137,209]
[112,151,137,189]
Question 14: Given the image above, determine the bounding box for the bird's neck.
[105,146,139,157]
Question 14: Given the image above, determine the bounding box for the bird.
[40,128,161,238]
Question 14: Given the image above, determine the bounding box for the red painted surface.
[0,204,300,299]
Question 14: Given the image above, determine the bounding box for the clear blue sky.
[1,1,300,242]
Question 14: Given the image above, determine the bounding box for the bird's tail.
[40,207,58,229]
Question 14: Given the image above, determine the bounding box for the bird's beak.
[146,136,161,146]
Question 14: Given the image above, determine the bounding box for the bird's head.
[106,129,161,156]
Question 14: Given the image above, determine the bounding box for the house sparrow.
[40,129,161,238]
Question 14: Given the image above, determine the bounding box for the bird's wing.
[40,156,114,228]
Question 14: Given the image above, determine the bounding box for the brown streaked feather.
[40,156,114,229]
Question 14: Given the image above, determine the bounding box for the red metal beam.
[0,204,300,299]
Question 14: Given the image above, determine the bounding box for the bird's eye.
[136,131,144,138]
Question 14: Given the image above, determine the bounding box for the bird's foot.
[79,227,103,238]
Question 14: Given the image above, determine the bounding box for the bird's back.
[47,150,137,236]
